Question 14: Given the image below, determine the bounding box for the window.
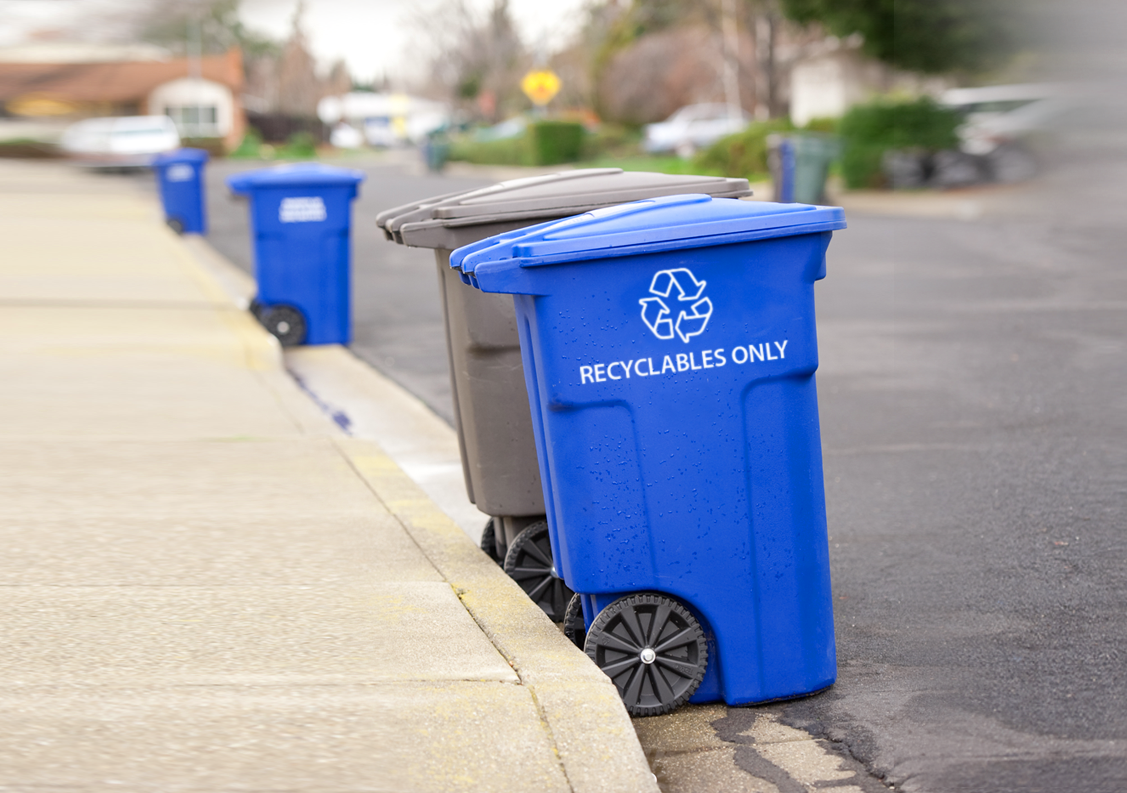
[165,105,219,138]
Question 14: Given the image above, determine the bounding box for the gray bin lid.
[376,168,752,250]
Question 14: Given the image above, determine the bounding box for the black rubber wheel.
[503,520,573,622]
[584,592,708,717]
[166,217,185,235]
[480,517,502,564]
[261,304,307,347]
[563,593,586,649]
[248,297,264,320]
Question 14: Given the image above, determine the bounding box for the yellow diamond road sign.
[521,70,561,106]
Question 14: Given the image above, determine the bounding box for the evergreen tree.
[778,0,1027,74]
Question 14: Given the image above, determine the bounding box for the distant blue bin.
[227,164,365,346]
[152,148,209,235]
[452,194,846,715]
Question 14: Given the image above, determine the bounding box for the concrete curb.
[339,439,658,793]
[180,235,659,793]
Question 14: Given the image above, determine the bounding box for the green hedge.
[838,97,961,189]
[229,129,320,161]
[447,135,532,166]
[448,120,586,167]
[580,124,642,160]
[691,119,794,181]
[526,121,584,165]
[230,130,264,159]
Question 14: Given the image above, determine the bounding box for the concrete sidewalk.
[0,160,656,793]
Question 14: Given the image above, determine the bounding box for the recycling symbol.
[639,268,713,343]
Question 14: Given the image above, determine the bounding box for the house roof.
[0,49,243,105]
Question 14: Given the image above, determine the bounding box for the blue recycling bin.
[452,194,846,716]
[152,148,209,234]
[227,164,364,346]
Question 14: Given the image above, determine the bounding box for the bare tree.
[275,1,320,116]
[324,60,352,98]
[410,0,528,122]
[132,0,278,58]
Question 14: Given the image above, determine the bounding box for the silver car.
[644,103,750,157]
[941,84,1070,183]
[60,115,181,170]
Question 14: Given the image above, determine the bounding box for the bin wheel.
[563,593,586,649]
[166,217,185,235]
[261,305,307,347]
[248,297,264,320]
[480,517,502,565]
[584,592,707,717]
[503,520,573,622]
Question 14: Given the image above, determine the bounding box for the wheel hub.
[502,520,574,622]
[584,592,708,716]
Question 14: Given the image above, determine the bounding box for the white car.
[941,84,1070,183]
[643,103,750,157]
[60,115,180,169]
[329,123,364,149]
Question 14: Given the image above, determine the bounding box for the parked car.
[329,122,364,149]
[643,103,750,157]
[60,115,180,169]
[472,116,528,143]
[941,84,1069,183]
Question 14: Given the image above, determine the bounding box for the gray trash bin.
[769,134,839,204]
[376,168,751,619]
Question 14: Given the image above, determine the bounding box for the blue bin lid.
[227,163,365,194]
[452,194,846,286]
[152,147,209,166]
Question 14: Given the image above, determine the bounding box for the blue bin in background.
[227,164,364,346]
[452,194,846,716]
[152,148,209,235]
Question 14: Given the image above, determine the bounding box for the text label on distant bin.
[279,196,327,223]
[578,341,789,385]
[167,164,194,182]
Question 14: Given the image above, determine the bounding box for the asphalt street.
[127,145,1127,791]
[782,158,1127,792]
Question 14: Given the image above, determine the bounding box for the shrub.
[691,119,794,180]
[447,120,588,167]
[802,117,840,134]
[580,124,643,160]
[230,130,264,159]
[526,121,585,165]
[838,97,961,189]
[447,136,529,166]
[282,131,318,159]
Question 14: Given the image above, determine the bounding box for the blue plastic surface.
[227,162,367,189]
[777,139,797,203]
[453,195,844,706]
[226,164,365,345]
[152,148,209,234]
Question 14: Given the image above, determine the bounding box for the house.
[0,46,246,150]
[789,36,950,126]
